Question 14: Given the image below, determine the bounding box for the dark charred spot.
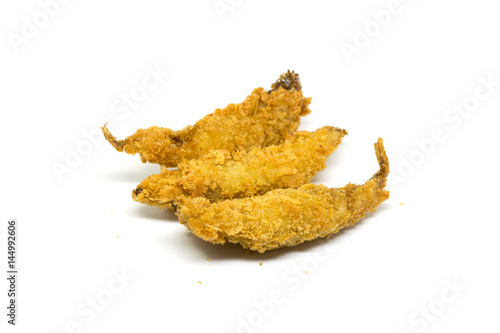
[170,200,178,212]
[170,136,183,146]
[268,70,302,93]
[134,187,143,195]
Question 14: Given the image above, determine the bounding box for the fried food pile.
[103,71,390,253]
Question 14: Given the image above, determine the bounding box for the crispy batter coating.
[174,138,389,253]
[132,126,347,208]
[102,71,311,167]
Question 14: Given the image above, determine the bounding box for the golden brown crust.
[268,70,302,92]
[102,72,311,167]
[132,168,185,210]
[132,126,347,208]
[174,139,389,253]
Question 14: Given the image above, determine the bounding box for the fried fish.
[173,138,389,253]
[102,71,311,167]
[132,126,347,208]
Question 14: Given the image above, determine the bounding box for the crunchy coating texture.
[132,126,347,208]
[174,139,389,253]
[102,71,311,167]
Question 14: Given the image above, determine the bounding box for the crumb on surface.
[400,203,404,206]
[198,281,202,284]
[305,271,308,274]
[117,235,119,239]
[259,262,263,266]
[206,258,210,261]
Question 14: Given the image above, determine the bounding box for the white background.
[1,0,499,332]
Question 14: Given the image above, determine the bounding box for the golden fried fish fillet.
[132,126,347,208]
[102,71,311,167]
[173,138,389,253]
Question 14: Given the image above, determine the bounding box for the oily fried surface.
[102,71,311,167]
[174,139,389,253]
[132,126,347,208]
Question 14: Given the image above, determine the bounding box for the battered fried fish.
[173,138,389,253]
[132,126,347,208]
[102,71,311,167]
